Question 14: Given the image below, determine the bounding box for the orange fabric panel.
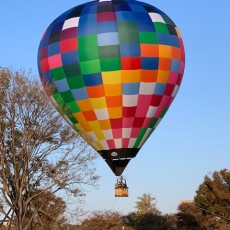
[140,70,158,82]
[172,47,181,59]
[141,44,159,57]
[77,99,93,111]
[82,110,97,121]
[104,84,122,96]
[87,85,104,98]
[99,119,111,129]
[159,58,172,70]
[106,95,122,107]
[122,70,141,83]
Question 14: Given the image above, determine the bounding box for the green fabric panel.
[80,59,101,74]
[134,128,147,148]
[118,21,137,33]
[53,93,65,105]
[100,58,121,71]
[64,64,81,77]
[60,90,75,103]
[67,76,85,89]
[99,45,120,59]
[119,31,140,44]
[154,22,169,34]
[160,108,168,118]
[149,118,158,128]
[51,67,66,81]
[67,101,80,113]
[139,32,157,44]
[117,21,139,44]
[78,35,99,61]
[69,116,78,124]
[161,15,175,26]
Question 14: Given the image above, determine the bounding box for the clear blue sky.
[1,0,230,215]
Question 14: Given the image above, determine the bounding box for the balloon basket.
[115,187,129,197]
[115,178,128,197]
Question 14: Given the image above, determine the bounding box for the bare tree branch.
[0,67,99,229]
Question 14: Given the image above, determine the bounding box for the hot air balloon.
[37,0,185,190]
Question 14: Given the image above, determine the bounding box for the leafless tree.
[0,67,99,229]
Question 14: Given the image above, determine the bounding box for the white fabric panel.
[123,95,138,107]
[149,13,165,23]
[114,139,122,148]
[139,82,156,95]
[63,17,80,30]
[100,140,109,150]
[122,128,132,138]
[128,138,137,148]
[103,130,113,140]
[146,106,158,118]
[172,85,179,98]
[94,108,109,120]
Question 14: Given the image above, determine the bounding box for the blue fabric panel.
[97,22,118,33]
[116,11,135,21]
[142,57,159,70]
[157,34,180,47]
[55,78,70,92]
[40,27,53,48]
[80,14,97,27]
[55,9,72,23]
[78,24,97,36]
[123,83,140,95]
[52,22,64,33]
[81,2,98,14]
[129,4,147,12]
[114,4,132,12]
[136,20,155,32]
[171,59,180,72]
[48,42,60,56]
[62,51,79,65]
[72,88,88,100]
[154,83,166,95]
[120,44,141,57]
[83,73,103,86]
[97,32,119,46]
[134,12,151,21]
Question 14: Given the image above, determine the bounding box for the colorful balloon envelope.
[38,0,185,176]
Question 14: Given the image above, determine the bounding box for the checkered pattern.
[38,0,185,156]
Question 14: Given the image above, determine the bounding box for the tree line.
[0,68,230,229]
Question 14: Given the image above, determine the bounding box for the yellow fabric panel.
[77,99,93,111]
[157,70,170,83]
[102,70,122,85]
[73,112,92,132]
[88,120,101,130]
[99,119,111,129]
[90,97,107,109]
[94,130,106,140]
[175,27,182,38]
[159,45,172,58]
[95,141,103,150]
[104,84,122,96]
[108,107,122,119]
[122,70,141,83]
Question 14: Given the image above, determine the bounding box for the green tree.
[134,193,161,215]
[0,67,99,229]
[123,212,169,230]
[123,194,169,230]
